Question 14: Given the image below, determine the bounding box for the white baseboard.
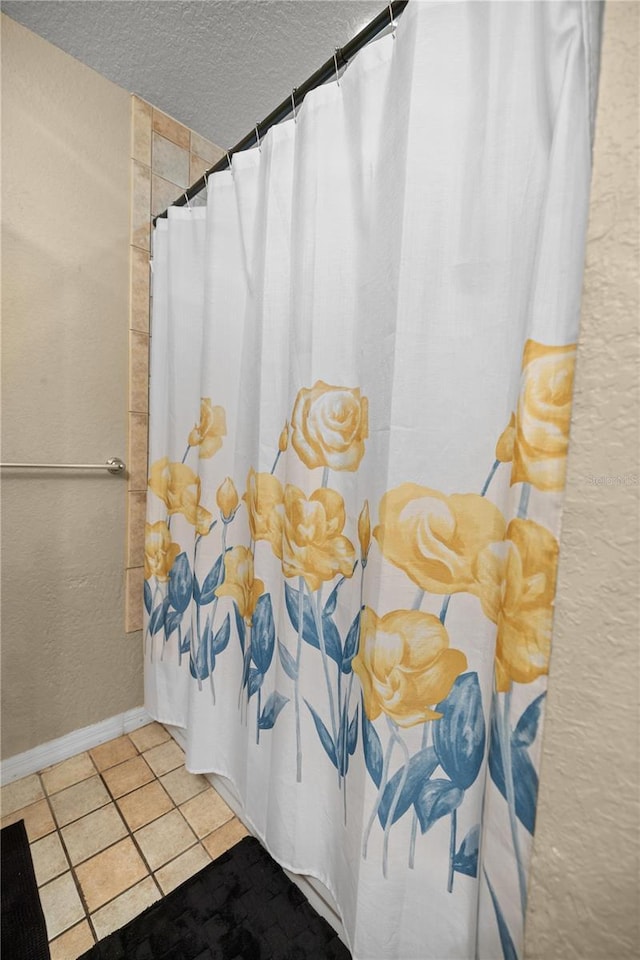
[0,707,152,785]
[164,723,348,947]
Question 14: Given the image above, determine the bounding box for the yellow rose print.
[358,500,371,563]
[244,469,283,552]
[279,484,355,592]
[148,458,213,536]
[497,340,576,491]
[188,398,227,459]
[215,545,264,625]
[374,483,506,595]
[291,381,368,472]
[475,518,559,691]
[144,521,180,581]
[216,477,239,522]
[353,608,467,728]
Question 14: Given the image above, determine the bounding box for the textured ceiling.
[2,0,384,148]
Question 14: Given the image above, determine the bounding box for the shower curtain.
[144,2,601,957]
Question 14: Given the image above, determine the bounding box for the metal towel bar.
[0,458,126,475]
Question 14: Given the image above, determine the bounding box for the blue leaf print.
[199,550,228,606]
[248,668,263,700]
[305,700,338,769]
[433,672,486,791]
[489,707,539,835]
[168,553,193,614]
[361,704,384,788]
[512,692,546,749]
[278,640,298,680]
[258,691,289,730]
[144,580,152,616]
[377,747,439,828]
[348,705,359,756]
[323,574,348,616]
[341,609,362,674]
[453,824,480,878]
[165,609,183,636]
[190,630,211,681]
[180,626,192,655]
[484,869,519,960]
[149,598,170,635]
[251,593,275,675]
[210,614,231,656]
[284,583,342,666]
[233,602,246,654]
[192,576,201,605]
[415,779,465,835]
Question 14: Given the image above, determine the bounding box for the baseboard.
[0,707,152,785]
[164,723,348,946]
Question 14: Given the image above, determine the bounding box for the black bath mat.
[80,836,350,960]
[1,820,51,960]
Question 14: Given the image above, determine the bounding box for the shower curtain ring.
[226,150,232,170]
[255,123,261,151]
[291,88,297,123]
[184,191,191,209]
[389,3,397,37]
[333,48,341,86]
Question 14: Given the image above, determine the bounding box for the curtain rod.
[153,0,409,224]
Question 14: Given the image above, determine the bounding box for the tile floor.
[1,723,249,959]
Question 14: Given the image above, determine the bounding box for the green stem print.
[383,720,410,879]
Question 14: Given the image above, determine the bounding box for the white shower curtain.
[144,3,601,957]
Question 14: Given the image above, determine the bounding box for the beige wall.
[526,3,639,957]
[1,15,142,757]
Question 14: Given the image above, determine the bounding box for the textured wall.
[525,3,639,957]
[1,15,142,757]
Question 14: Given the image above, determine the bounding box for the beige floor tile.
[1,797,56,841]
[155,844,211,894]
[160,766,209,806]
[102,756,154,799]
[41,752,96,796]
[30,831,69,886]
[180,788,233,839]
[90,876,160,941]
[1,773,44,816]
[116,780,173,831]
[128,722,170,753]
[143,739,184,777]
[61,803,128,866]
[202,818,249,861]
[48,776,111,828]
[134,807,196,871]
[75,837,148,912]
[39,872,85,940]
[49,920,95,960]
[89,736,138,772]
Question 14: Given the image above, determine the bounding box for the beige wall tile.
[128,412,148,491]
[61,803,128,866]
[202,818,249,860]
[90,736,138,772]
[155,844,210,894]
[39,872,85,940]
[190,130,225,166]
[130,161,151,250]
[1,774,44,816]
[160,766,208,806]
[190,153,212,186]
[41,753,97,796]
[128,722,170,753]
[152,108,189,149]
[179,788,233,839]
[143,739,184,777]
[151,173,184,219]
[49,920,95,960]
[1,798,56,841]
[127,491,147,568]
[131,96,152,166]
[30,831,69,886]
[130,246,150,334]
[75,837,147,911]
[134,808,196,871]
[48,776,111,828]
[102,756,154,799]
[125,566,144,633]
[91,876,160,941]
[116,780,173,832]
[129,331,149,414]
[152,132,189,188]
